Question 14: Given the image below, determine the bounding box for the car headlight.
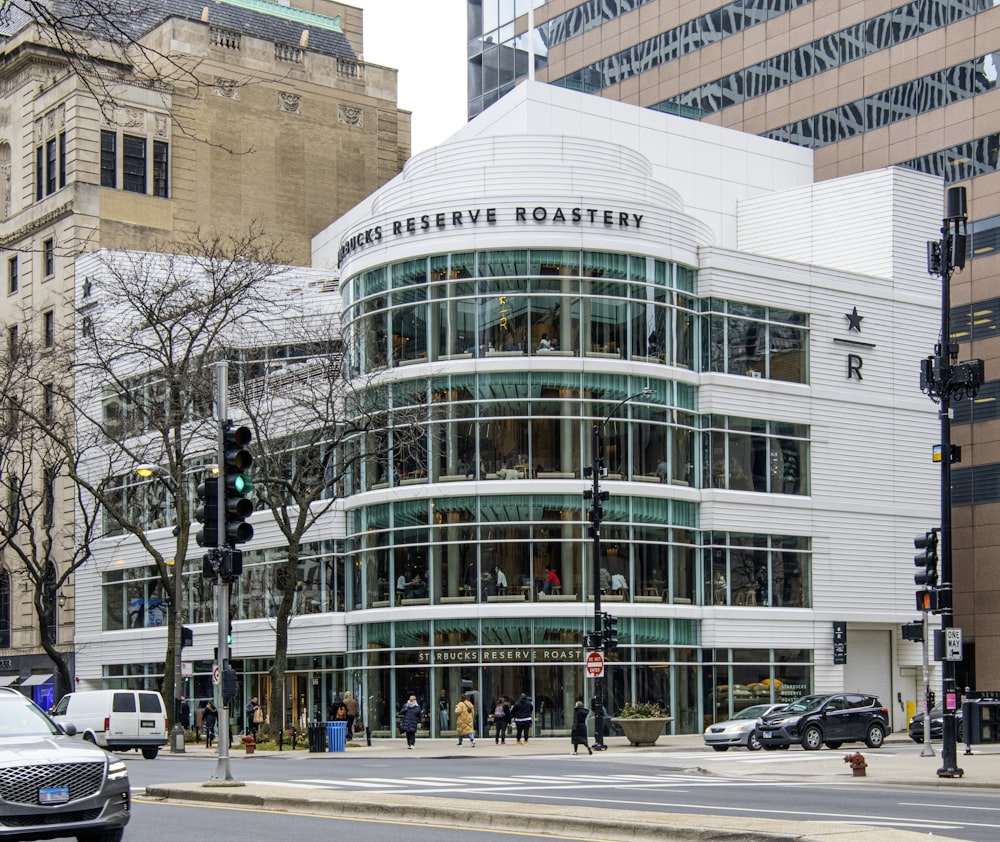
[732,722,754,733]
[107,759,128,781]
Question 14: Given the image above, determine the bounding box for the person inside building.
[539,565,561,596]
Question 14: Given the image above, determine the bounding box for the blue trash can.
[327,720,346,752]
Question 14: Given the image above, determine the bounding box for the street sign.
[585,650,605,678]
[212,665,220,685]
[946,627,963,661]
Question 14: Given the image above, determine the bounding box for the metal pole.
[921,609,933,756]
[589,388,653,750]
[937,210,962,778]
[591,422,605,750]
[208,360,240,785]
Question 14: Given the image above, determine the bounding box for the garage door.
[844,629,896,731]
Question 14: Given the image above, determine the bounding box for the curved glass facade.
[336,239,818,735]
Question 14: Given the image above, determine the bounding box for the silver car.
[0,687,130,841]
[704,703,786,751]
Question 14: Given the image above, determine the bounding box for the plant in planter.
[611,702,672,746]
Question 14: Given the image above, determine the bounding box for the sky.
[352,0,469,155]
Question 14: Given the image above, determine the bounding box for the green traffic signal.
[222,423,254,550]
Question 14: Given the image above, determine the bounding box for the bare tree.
[54,228,283,711]
[228,306,422,732]
[0,309,101,697]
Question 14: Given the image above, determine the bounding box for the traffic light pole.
[590,421,607,751]
[588,388,653,750]
[207,360,240,786]
[921,609,933,756]
[922,186,980,779]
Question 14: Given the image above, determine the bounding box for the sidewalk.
[146,732,998,841]
[169,730,1000,786]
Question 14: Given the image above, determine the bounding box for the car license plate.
[38,786,69,804]
[763,731,772,739]
[140,719,155,727]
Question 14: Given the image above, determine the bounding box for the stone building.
[0,0,409,704]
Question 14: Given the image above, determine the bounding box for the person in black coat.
[509,693,533,744]
[203,700,218,748]
[398,694,422,749]
[571,701,593,755]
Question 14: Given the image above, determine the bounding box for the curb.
[142,784,948,842]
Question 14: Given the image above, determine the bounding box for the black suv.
[758,693,889,750]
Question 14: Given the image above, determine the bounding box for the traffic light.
[195,477,218,548]
[220,548,243,582]
[914,529,939,588]
[902,621,924,642]
[181,626,194,648]
[221,666,238,705]
[222,423,254,548]
[602,612,619,650]
[914,529,939,612]
[226,617,233,646]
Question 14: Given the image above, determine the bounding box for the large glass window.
[344,250,704,374]
[703,415,809,495]
[702,533,811,608]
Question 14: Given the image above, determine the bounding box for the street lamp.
[587,386,654,750]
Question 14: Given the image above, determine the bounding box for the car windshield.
[780,695,828,714]
[733,705,772,720]
[0,693,61,737]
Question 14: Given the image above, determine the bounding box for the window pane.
[100,130,116,188]
[123,134,146,194]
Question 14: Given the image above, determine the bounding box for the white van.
[50,689,168,759]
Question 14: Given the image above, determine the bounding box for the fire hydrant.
[844,751,867,777]
[242,734,256,755]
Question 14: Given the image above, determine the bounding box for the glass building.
[466,0,1000,693]
[77,86,940,740]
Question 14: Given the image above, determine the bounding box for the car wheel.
[83,732,97,744]
[910,733,923,744]
[864,724,885,748]
[746,731,763,751]
[711,745,729,752]
[825,741,842,749]
[801,724,823,750]
[75,828,124,842]
[141,746,159,759]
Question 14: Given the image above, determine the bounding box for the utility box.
[962,692,1000,744]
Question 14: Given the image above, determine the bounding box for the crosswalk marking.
[279,770,829,795]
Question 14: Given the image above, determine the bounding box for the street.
[118,743,1000,841]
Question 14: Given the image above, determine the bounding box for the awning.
[0,675,17,686]
[19,674,52,687]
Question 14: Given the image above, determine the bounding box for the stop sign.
[585,650,605,678]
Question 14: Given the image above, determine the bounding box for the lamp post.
[587,387,654,750]
[922,185,983,778]
[134,462,186,753]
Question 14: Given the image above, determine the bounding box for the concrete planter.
[611,716,672,746]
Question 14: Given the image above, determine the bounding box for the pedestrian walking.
[492,696,510,744]
[246,696,263,738]
[344,691,359,739]
[398,694,422,749]
[510,693,533,744]
[455,693,476,746]
[571,701,593,755]
[203,700,218,748]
